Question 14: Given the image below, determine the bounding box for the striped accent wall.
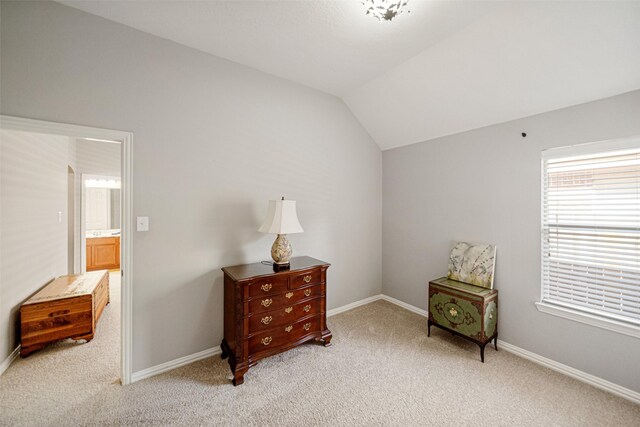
[0,129,70,361]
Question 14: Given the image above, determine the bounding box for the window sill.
[535,302,640,339]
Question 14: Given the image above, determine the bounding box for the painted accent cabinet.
[428,277,498,362]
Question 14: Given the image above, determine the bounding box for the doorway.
[0,115,133,384]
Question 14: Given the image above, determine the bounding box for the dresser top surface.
[429,276,496,296]
[23,270,108,305]
[222,256,330,281]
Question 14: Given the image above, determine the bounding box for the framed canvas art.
[447,242,497,289]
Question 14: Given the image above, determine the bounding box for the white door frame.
[0,115,134,385]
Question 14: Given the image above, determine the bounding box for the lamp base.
[271,234,293,265]
[272,263,290,272]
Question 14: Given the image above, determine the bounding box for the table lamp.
[259,197,303,268]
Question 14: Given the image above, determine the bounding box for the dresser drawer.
[247,275,288,299]
[249,315,321,355]
[290,268,322,289]
[249,297,321,333]
[248,285,322,314]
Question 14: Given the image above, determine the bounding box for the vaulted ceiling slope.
[59,1,640,150]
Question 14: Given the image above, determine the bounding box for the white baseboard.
[131,346,221,383]
[327,294,382,317]
[129,295,384,383]
[380,294,428,317]
[497,340,640,404]
[379,294,640,405]
[0,345,21,377]
[128,292,640,404]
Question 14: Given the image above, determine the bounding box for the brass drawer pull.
[261,298,273,308]
[304,289,311,297]
[261,316,273,325]
[261,336,272,346]
[285,307,293,314]
[285,292,294,299]
[261,283,272,292]
[303,323,311,331]
[303,275,312,283]
[303,304,311,313]
[285,325,293,333]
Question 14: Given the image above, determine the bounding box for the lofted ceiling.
[59,0,640,150]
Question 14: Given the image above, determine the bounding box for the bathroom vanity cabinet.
[86,236,120,271]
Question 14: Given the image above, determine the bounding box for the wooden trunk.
[20,270,110,357]
[428,277,498,362]
[86,236,120,271]
[221,256,331,386]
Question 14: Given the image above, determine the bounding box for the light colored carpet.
[1,279,639,426]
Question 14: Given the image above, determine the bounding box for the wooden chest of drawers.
[221,256,331,385]
[428,277,498,362]
[20,270,110,357]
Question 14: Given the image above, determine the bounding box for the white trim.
[535,302,640,339]
[0,115,134,385]
[380,294,428,317]
[0,116,132,141]
[130,295,385,383]
[0,346,20,377]
[497,340,640,405]
[327,294,382,317]
[379,294,640,405]
[541,134,640,159]
[131,347,222,383]
[126,294,640,403]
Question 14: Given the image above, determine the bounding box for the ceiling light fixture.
[362,0,410,22]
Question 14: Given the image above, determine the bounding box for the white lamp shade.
[258,199,304,234]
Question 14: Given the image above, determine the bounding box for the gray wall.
[382,90,640,392]
[0,130,70,361]
[0,1,382,371]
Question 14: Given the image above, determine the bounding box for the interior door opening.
[0,115,132,384]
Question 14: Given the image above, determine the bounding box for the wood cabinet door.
[86,237,120,271]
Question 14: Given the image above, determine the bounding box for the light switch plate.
[137,216,149,231]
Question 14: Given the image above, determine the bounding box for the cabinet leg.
[220,339,231,360]
[318,329,332,347]
[232,375,244,386]
[72,333,93,342]
[494,334,498,351]
[427,320,431,337]
[20,344,45,357]
[232,366,248,386]
[480,342,487,363]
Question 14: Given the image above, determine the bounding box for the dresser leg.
[494,334,498,351]
[220,339,231,360]
[427,320,431,337]
[232,365,248,386]
[317,329,332,347]
[480,342,487,363]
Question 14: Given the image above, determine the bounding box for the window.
[539,138,640,337]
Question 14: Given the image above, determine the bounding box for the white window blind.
[541,142,640,327]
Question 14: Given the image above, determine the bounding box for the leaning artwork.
[447,242,497,289]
